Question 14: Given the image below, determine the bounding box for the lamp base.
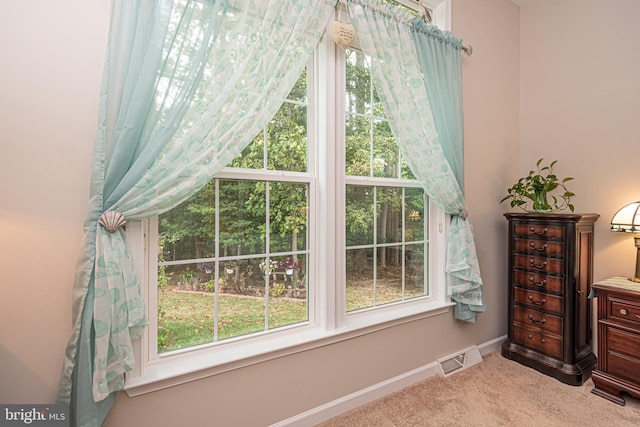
[633,237,640,284]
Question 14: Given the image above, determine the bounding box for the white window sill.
[124,299,453,397]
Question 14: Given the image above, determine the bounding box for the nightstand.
[591,276,640,405]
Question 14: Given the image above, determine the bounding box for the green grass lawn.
[159,278,425,352]
[158,289,307,352]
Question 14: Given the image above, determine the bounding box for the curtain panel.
[346,0,486,322]
[411,19,465,189]
[57,1,337,426]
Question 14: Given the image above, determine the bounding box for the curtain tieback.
[98,210,126,233]
[459,209,468,220]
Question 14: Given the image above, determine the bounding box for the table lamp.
[611,201,640,282]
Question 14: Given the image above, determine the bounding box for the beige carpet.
[316,351,640,426]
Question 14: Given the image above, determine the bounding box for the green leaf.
[500,158,575,212]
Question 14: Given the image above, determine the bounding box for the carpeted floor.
[316,351,640,426]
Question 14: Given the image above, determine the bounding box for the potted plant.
[501,158,575,213]
[279,257,301,275]
[259,259,279,277]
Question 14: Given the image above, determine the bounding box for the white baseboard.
[271,335,507,427]
[477,335,507,356]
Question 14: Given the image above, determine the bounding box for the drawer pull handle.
[526,334,545,343]
[529,243,548,252]
[529,227,548,235]
[529,259,548,269]
[529,277,547,287]
[528,314,546,325]
[528,296,546,306]
[620,309,628,316]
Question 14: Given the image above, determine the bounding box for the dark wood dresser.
[501,212,599,385]
[591,277,640,404]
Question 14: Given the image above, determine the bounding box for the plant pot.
[286,268,294,275]
[532,188,551,212]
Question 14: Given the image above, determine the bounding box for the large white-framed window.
[125,0,453,396]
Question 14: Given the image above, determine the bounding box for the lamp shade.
[611,201,640,233]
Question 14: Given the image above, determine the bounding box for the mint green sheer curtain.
[57,1,336,426]
[411,19,465,189]
[347,0,486,322]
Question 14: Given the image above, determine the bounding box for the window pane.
[346,185,374,246]
[269,254,308,327]
[405,243,426,299]
[219,259,261,296]
[267,102,307,172]
[346,248,374,312]
[231,101,309,173]
[159,182,216,261]
[405,188,425,242]
[376,245,403,306]
[345,47,391,180]
[288,68,307,103]
[376,187,402,244]
[372,120,399,178]
[218,261,267,340]
[157,262,215,352]
[401,157,416,180]
[345,114,371,177]
[345,49,372,116]
[219,180,265,256]
[269,182,308,253]
[231,130,265,169]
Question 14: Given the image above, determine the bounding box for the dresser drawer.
[513,325,563,359]
[514,224,565,240]
[513,305,563,335]
[513,271,564,294]
[608,326,640,360]
[607,352,640,385]
[609,298,640,326]
[514,288,563,314]
[513,254,564,275]
[514,238,565,256]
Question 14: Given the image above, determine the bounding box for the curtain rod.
[345,0,473,56]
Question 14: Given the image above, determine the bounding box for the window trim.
[125,0,453,397]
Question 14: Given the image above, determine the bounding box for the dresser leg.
[591,372,626,405]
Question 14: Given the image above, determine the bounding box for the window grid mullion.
[265,181,271,330]
[372,187,378,306]
[214,178,220,341]
[401,188,406,300]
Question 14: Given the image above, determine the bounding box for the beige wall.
[0,0,575,425]
[519,0,640,281]
[0,0,108,404]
